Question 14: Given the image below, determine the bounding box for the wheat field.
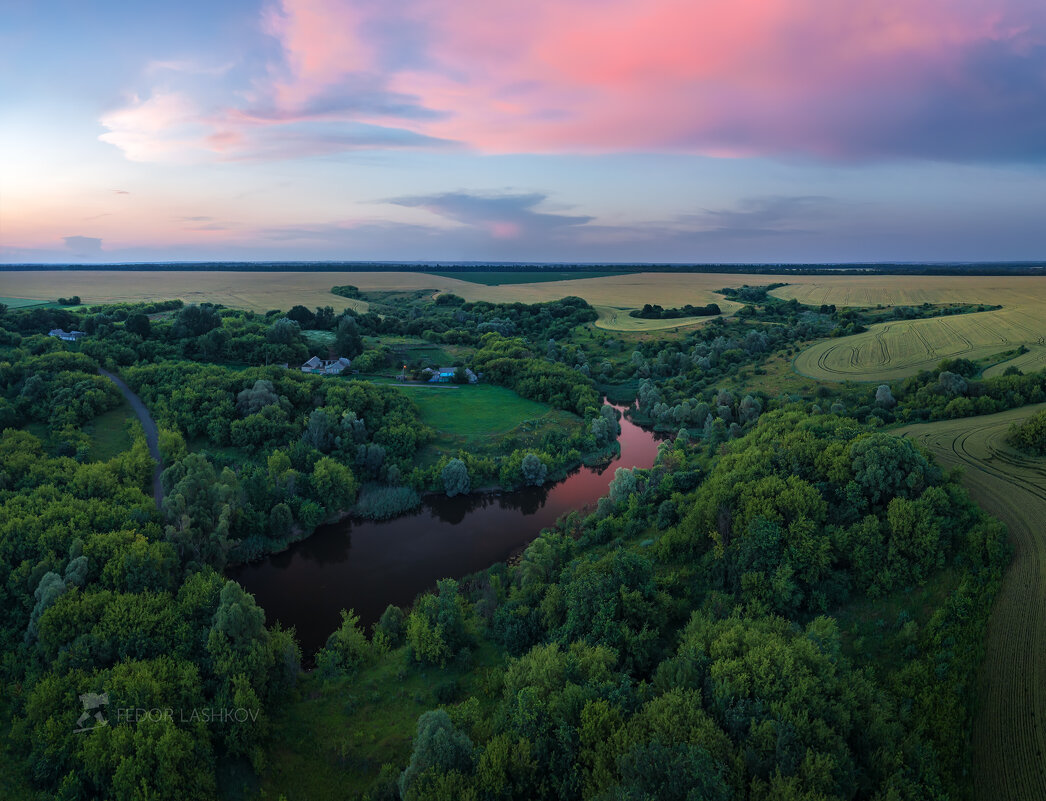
[794,307,1046,381]
[897,406,1046,801]
[0,270,750,328]
[770,275,1046,308]
[3,271,1043,343]
[778,276,1046,381]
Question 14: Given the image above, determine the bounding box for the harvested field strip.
[593,305,713,331]
[897,406,1046,801]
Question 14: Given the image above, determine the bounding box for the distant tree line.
[630,302,721,319]
[5,262,1045,275]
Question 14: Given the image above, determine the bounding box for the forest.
[0,280,1036,800]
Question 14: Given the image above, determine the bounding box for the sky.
[2,0,1046,264]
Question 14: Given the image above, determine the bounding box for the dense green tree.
[442,458,471,497]
[172,304,222,338]
[125,312,152,337]
[161,454,237,567]
[399,710,475,801]
[521,452,548,486]
[335,316,364,358]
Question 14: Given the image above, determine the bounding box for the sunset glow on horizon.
[3,0,1046,263]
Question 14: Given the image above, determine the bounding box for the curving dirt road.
[99,369,163,508]
[898,405,1046,801]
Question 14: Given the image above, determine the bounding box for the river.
[230,412,661,657]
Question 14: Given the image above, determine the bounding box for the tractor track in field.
[898,406,1046,801]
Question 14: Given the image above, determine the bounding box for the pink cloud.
[396,0,1045,156]
[100,0,1046,162]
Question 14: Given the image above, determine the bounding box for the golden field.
[0,270,753,326]
[794,307,1046,381]
[3,272,1043,351]
[774,276,1046,381]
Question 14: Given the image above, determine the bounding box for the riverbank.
[229,412,661,657]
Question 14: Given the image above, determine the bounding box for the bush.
[406,579,470,666]
[316,609,371,676]
[355,485,421,520]
[375,604,407,646]
[1009,408,1046,455]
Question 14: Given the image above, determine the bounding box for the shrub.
[316,609,371,676]
[355,485,422,520]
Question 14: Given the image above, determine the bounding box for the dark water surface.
[230,413,660,657]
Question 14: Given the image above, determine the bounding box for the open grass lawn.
[86,403,135,461]
[733,346,826,396]
[392,383,560,443]
[259,642,506,801]
[384,340,465,370]
[432,270,634,285]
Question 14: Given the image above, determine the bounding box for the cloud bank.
[98,0,1046,163]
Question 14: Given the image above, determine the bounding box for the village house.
[301,356,352,375]
[422,365,478,384]
[48,329,86,341]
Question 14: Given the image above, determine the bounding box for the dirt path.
[99,368,163,508]
[898,405,1046,801]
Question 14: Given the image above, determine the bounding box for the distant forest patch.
[431,270,633,285]
[331,285,362,298]
[630,302,721,319]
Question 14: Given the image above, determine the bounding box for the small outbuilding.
[423,366,478,384]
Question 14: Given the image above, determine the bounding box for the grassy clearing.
[732,347,824,396]
[432,270,633,285]
[896,405,1046,801]
[382,339,464,371]
[794,307,1046,382]
[259,643,505,801]
[86,403,134,461]
[390,383,560,443]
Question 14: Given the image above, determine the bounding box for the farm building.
[48,329,86,341]
[422,365,478,383]
[301,356,352,375]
